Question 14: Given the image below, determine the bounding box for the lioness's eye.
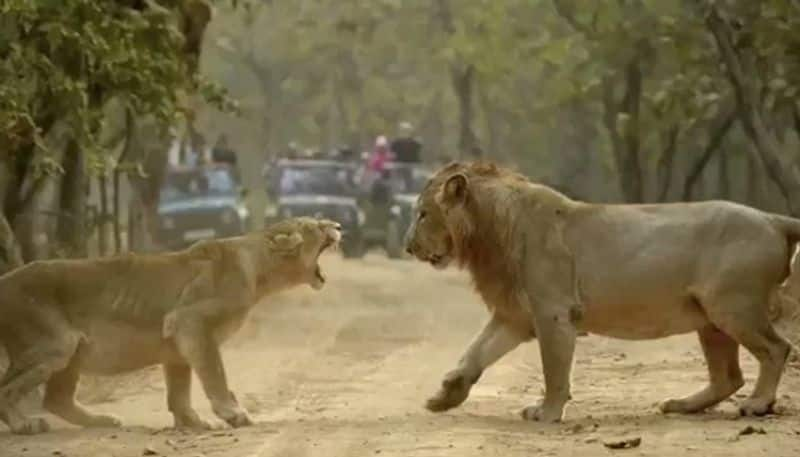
[419,210,427,221]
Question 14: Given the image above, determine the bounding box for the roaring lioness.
[405,161,797,423]
[0,217,340,435]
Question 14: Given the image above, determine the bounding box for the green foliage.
[198,1,800,203]
[0,0,233,174]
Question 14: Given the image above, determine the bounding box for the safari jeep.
[156,163,250,250]
[359,162,431,258]
[263,158,365,257]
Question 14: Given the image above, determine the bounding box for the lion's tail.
[771,214,800,246]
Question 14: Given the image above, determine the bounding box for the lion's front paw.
[173,410,215,431]
[10,417,51,435]
[520,403,564,423]
[85,413,123,428]
[425,370,472,413]
[739,397,775,417]
[222,410,254,428]
[659,398,693,414]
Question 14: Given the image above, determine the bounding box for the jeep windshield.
[161,167,238,202]
[277,165,354,197]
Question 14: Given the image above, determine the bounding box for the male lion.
[405,161,797,423]
[0,217,340,435]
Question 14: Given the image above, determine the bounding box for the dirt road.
[2,254,799,456]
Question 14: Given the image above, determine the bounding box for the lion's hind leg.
[702,293,791,416]
[43,353,122,429]
[163,363,214,430]
[0,366,50,435]
[0,316,86,434]
[660,325,744,414]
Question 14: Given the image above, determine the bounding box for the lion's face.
[405,172,469,270]
[267,217,341,289]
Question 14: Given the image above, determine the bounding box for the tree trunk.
[435,0,479,159]
[114,109,134,254]
[681,112,736,201]
[479,83,500,161]
[97,175,109,256]
[655,125,679,202]
[601,70,644,203]
[126,117,169,253]
[56,140,88,258]
[717,148,730,199]
[746,145,760,207]
[0,212,23,275]
[451,63,477,158]
[706,7,800,215]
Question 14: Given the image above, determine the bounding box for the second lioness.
[0,217,340,435]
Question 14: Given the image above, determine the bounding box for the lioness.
[0,217,340,435]
[405,161,797,422]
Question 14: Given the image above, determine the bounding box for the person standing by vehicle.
[390,121,422,163]
[367,136,393,172]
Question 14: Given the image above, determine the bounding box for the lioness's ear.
[271,232,303,252]
[440,173,468,206]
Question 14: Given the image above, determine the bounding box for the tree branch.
[705,4,800,214]
[552,0,594,36]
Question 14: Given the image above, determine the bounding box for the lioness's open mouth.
[311,227,341,289]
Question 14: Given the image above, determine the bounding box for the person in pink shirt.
[367,135,393,173]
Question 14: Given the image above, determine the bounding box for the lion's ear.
[271,232,303,252]
[440,173,468,207]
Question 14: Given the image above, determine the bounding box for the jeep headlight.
[236,205,249,220]
[264,204,278,219]
[390,204,401,217]
[357,208,366,225]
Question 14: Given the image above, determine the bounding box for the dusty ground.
[2,254,800,457]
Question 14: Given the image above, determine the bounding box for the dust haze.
[3,254,799,457]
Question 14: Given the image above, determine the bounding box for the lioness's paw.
[520,404,563,423]
[425,370,471,413]
[86,413,123,428]
[174,411,215,431]
[739,398,775,417]
[10,417,50,435]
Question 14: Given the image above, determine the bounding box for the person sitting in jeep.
[370,170,393,207]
